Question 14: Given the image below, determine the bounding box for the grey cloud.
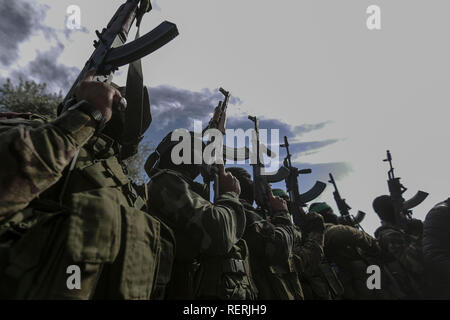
[0,0,48,66]
[0,0,79,93]
[62,24,89,40]
[267,161,352,196]
[145,85,337,161]
[149,85,241,132]
[227,117,331,139]
[151,0,162,11]
[10,44,79,93]
[287,139,339,156]
[141,85,346,187]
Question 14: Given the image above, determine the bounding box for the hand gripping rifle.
[58,0,178,204]
[383,150,428,229]
[61,0,178,110]
[201,88,250,202]
[280,136,326,225]
[248,116,290,215]
[328,173,366,231]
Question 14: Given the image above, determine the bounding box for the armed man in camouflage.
[423,198,450,299]
[372,195,425,299]
[145,134,257,300]
[309,202,387,299]
[225,168,325,300]
[270,189,344,300]
[0,71,169,299]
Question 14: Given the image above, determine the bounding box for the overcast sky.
[1,0,449,235]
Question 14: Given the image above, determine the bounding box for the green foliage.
[0,78,62,118]
[123,139,154,185]
[0,77,152,185]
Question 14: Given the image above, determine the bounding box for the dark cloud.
[0,0,48,66]
[292,121,332,136]
[0,0,80,93]
[148,85,241,133]
[10,44,79,93]
[143,85,341,171]
[145,85,337,155]
[139,85,349,188]
[227,117,331,139]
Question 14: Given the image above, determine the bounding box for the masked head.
[309,202,339,224]
[225,167,254,204]
[372,195,396,224]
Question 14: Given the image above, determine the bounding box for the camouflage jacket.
[374,222,425,298]
[423,199,450,298]
[374,222,424,276]
[0,111,95,219]
[323,223,384,299]
[0,112,166,300]
[147,168,256,300]
[291,219,340,300]
[241,200,304,300]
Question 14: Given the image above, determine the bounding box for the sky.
[0,0,449,235]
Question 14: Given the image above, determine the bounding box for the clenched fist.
[218,164,241,196]
[75,69,122,123]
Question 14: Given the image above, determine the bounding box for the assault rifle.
[248,116,290,214]
[59,0,178,203]
[328,173,366,231]
[383,150,428,229]
[61,0,178,110]
[201,88,250,202]
[280,136,326,225]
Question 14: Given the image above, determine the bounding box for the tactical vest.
[0,124,174,299]
[244,207,304,300]
[195,239,257,300]
[148,168,257,300]
[375,224,425,299]
[250,252,304,300]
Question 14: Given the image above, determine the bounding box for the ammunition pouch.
[195,240,256,300]
[0,147,170,299]
[252,256,304,300]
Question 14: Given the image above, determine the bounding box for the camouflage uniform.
[423,199,450,299]
[241,199,305,300]
[293,222,343,300]
[0,111,169,299]
[323,223,385,299]
[374,222,424,298]
[146,167,256,300]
